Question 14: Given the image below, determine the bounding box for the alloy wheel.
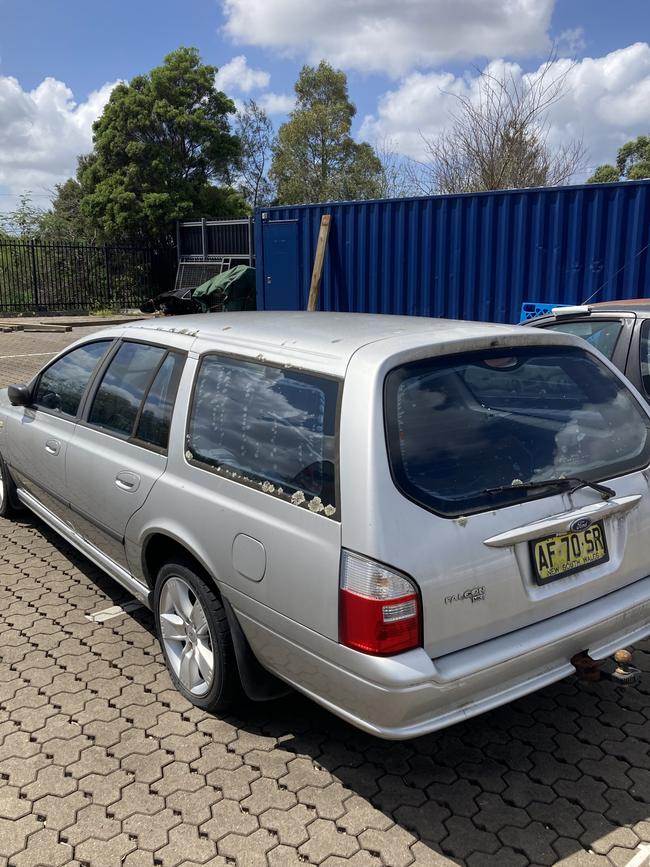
[158,575,215,696]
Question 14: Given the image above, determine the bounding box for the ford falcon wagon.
[0,312,648,738]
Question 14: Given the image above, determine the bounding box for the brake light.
[339,551,421,655]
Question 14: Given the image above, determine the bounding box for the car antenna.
[581,239,650,305]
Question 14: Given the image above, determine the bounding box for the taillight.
[339,551,421,655]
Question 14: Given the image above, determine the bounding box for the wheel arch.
[141,530,215,593]
[142,530,290,702]
[0,454,24,511]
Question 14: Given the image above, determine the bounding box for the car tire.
[0,453,17,519]
[154,559,241,712]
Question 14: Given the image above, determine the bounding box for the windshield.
[541,319,623,360]
[384,345,650,516]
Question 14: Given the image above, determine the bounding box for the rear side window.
[385,346,650,517]
[135,353,185,449]
[33,340,112,417]
[542,319,623,360]
[186,355,339,516]
[89,342,166,435]
[88,342,184,449]
[639,320,650,398]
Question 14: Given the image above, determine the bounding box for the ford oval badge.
[570,517,593,533]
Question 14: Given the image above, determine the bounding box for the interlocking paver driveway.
[1,325,649,867]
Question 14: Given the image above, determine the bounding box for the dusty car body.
[1,311,649,739]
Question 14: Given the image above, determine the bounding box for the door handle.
[44,439,60,456]
[115,471,140,493]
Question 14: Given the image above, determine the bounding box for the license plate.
[529,521,609,584]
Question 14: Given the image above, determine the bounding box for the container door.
[261,220,299,310]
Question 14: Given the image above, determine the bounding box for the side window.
[187,355,339,515]
[33,340,112,417]
[542,319,623,360]
[88,342,166,437]
[134,353,185,449]
[639,320,650,398]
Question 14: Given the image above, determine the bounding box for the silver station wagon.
[1,312,650,739]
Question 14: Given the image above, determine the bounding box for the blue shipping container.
[254,180,650,323]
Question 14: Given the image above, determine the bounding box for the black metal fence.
[0,240,177,312]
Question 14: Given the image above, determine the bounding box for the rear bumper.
[227,574,650,740]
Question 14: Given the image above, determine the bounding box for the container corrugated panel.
[255,180,650,323]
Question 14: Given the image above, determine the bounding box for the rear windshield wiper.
[483,476,616,501]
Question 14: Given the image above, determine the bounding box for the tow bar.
[571,648,642,686]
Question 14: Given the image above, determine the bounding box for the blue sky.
[1,0,650,206]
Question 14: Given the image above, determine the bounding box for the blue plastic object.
[519,302,570,322]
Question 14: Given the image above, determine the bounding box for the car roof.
[589,299,650,314]
[527,299,650,325]
[120,311,577,376]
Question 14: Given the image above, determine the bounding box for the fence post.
[201,218,207,260]
[247,217,253,266]
[175,221,181,262]
[104,244,111,307]
[29,239,39,310]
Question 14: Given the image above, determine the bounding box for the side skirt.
[17,488,151,607]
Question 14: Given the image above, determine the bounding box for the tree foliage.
[39,179,95,242]
[414,58,585,195]
[588,135,650,184]
[0,192,46,239]
[78,47,246,243]
[234,100,276,208]
[270,61,382,204]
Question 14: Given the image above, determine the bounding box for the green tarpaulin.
[193,265,256,311]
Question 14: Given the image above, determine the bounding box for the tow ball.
[571,648,642,686]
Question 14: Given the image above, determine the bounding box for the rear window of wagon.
[384,345,650,517]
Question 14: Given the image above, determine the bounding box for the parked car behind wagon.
[1,312,649,739]
[526,300,650,400]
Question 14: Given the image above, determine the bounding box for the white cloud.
[257,91,295,115]
[360,43,650,178]
[0,76,117,205]
[359,70,463,158]
[214,55,292,117]
[214,55,270,93]
[222,0,554,77]
[556,27,586,57]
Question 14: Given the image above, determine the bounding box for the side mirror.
[8,384,32,407]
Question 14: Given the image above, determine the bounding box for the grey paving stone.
[498,821,558,865]
[439,816,501,861]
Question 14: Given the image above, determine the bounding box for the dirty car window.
[541,319,623,360]
[187,356,339,514]
[385,346,650,517]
